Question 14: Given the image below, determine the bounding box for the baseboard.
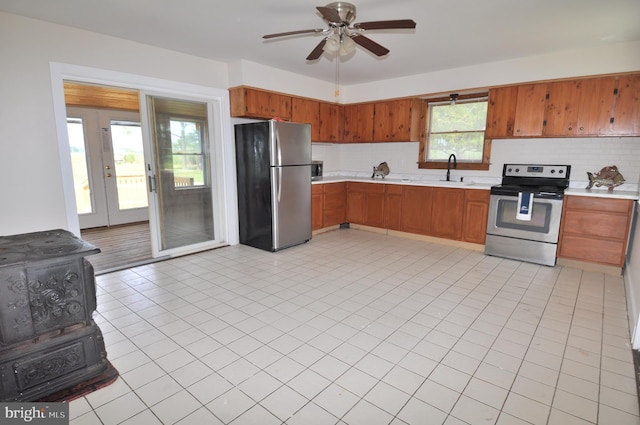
[556,258,622,276]
[346,224,485,252]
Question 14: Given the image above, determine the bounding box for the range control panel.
[503,164,571,179]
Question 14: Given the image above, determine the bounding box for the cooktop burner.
[491,164,572,199]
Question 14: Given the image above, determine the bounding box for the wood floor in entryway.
[81,221,152,274]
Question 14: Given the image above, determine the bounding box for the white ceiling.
[1,0,639,85]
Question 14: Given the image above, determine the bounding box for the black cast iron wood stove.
[0,229,113,401]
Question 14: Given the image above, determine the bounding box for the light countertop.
[313,175,639,200]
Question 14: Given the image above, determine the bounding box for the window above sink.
[418,93,490,171]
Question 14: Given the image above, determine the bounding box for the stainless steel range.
[485,164,571,266]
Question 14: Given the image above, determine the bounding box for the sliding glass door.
[143,94,225,254]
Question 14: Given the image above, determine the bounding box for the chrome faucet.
[446,153,457,181]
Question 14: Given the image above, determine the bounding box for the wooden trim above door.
[64,82,139,111]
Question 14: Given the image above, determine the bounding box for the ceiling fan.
[262,2,416,60]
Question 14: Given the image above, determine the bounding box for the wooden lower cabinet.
[401,186,433,235]
[463,190,490,244]
[316,182,491,244]
[323,182,346,227]
[384,185,404,230]
[558,195,634,267]
[431,188,465,240]
[312,184,324,231]
[347,182,385,227]
[312,182,346,230]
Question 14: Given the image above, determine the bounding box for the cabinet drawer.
[559,234,626,267]
[565,196,632,214]
[562,211,629,240]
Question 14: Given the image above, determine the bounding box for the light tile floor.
[70,229,640,424]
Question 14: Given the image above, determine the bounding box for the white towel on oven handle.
[516,192,533,221]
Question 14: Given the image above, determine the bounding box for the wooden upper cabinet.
[513,83,548,136]
[611,74,640,136]
[374,99,414,141]
[229,87,291,120]
[485,86,518,139]
[291,97,320,141]
[545,77,618,136]
[343,103,375,142]
[575,77,617,136]
[319,102,343,142]
[544,80,582,136]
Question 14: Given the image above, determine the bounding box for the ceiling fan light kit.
[262,2,416,61]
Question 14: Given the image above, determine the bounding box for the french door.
[66,107,148,229]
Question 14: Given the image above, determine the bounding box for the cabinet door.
[485,86,518,139]
[384,185,404,230]
[229,87,291,119]
[343,103,375,142]
[319,102,343,142]
[401,186,433,235]
[346,183,367,224]
[611,74,640,136]
[323,182,346,226]
[558,196,634,267]
[462,190,490,244]
[576,77,617,136]
[366,187,386,228]
[544,80,582,136]
[312,185,324,230]
[292,98,320,141]
[513,84,547,136]
[431,188,465,240]
[374,99,413,141]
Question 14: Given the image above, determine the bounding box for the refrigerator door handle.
[277,166,282,203]
[276,131,282,167]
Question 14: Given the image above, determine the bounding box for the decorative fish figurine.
[586,165,625,191]
[372,162,390,179]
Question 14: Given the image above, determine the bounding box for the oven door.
[486,194,563,243]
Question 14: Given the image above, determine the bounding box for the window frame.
[168,116,209,189]
[418,93,491,171]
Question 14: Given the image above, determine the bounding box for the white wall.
[0,12,229,236]
[343,41,640,103]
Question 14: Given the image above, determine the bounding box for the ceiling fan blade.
[354,19,417,30]
[263,29,324,39]
[352,35,390,56]
[306,39,327,60]
[316,6,343,23]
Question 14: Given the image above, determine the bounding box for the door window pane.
[170,119,206,188]
[67,118,92,214]
[110,120,148,210]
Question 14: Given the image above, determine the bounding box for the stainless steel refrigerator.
[235,120,312,251]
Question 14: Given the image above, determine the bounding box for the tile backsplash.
[312,137,640,189]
